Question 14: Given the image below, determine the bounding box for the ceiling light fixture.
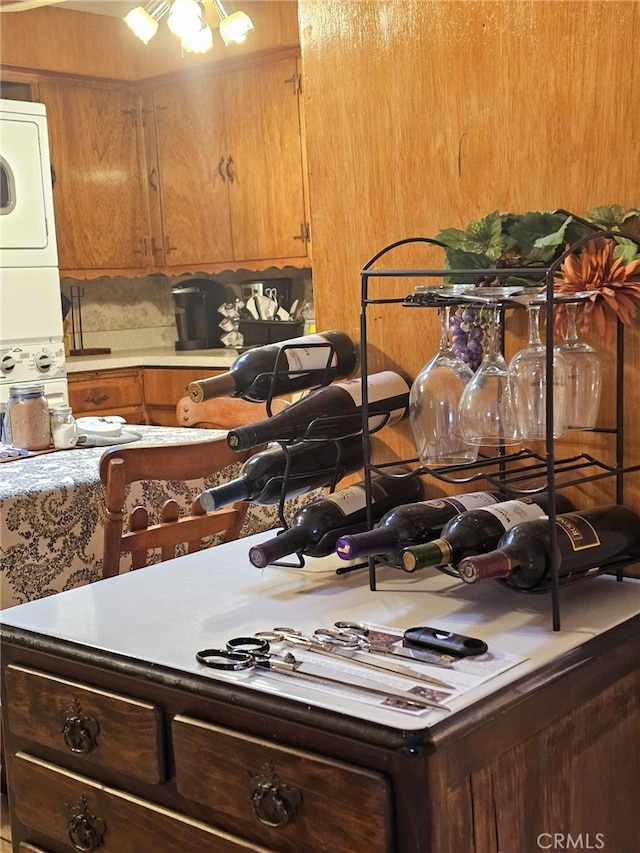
[123,0,254,52]
[124,1,170,44]
[212,0,254,46]
[167,0,202,38]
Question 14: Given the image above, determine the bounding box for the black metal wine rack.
[359,220,640,630]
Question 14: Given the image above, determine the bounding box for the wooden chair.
[99,437,254,579]
[176,394,289,430]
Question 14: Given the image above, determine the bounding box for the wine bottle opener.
[403,626,488,657]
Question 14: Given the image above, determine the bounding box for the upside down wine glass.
[409,304,478,465]
[508,299,568,441]
[553,301,602,430]
[458,301,520,447]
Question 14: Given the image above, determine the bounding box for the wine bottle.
[458,504,640,591]
[227,371,410,451]
[188,330,358,403]
[248,467,424,568]
[198,434,364,511]
[400,494,576,572]
[335,490,505,565]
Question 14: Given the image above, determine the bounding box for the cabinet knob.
[61,699,100,755]
[67,796,106,853]
[226,156,235,183]
[217,157,227,182]
[244,763,302,829]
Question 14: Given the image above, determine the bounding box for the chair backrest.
[176,394,289,430]
[99,437,254,579]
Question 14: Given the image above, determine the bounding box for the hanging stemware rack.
[359,226,640,630]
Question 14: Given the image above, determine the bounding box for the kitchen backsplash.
[60,268,313,351]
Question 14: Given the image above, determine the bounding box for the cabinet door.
[144,367,223,426]
[38,80,150,273]
[153,76,233,266]
[225,57,309,262]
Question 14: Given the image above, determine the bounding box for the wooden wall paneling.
[299,0,640,508]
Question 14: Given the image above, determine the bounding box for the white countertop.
[3,529,639,732]
[65,347,240,373]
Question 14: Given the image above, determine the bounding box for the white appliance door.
[0,267,63,344]
[0,100,58,268]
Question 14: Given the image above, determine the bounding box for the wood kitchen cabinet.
[68,368,145,423]
[37,79,151,275]
[143,367,223,426]
[151,56,310,269]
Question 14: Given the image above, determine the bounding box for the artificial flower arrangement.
[434,206,640,361]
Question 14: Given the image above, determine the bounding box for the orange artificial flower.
[554,236,640,338]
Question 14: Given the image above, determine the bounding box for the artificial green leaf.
[435,227,471,250]
[508,211,570,262]
[586,205,640,229]
[441,247,494,284]
[612,237,640,264]
[437,211,505,260]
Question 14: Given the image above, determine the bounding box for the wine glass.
[458,299,521,447]
[508,298,568,441]
[409,304,478,465]
[553,301,602,429]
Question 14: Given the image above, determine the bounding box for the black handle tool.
[403,626,488,657]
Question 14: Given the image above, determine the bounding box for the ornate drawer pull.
[61,699,100,755]
[84,394,108,405]
[67,796,106,852]
[244,763,302,829]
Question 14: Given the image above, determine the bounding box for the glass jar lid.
[9,381,46,397]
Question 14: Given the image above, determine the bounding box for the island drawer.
[172,714,393,853]
[5,665,165,784]
[12,752,260,853]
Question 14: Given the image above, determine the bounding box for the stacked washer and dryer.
[0,98,68,408]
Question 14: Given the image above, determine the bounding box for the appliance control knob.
[35,352,53,373]
[1,353,17,374]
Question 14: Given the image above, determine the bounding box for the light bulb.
[167,0,203,38]
[124,6,159,44]
[218,10,254,45]
[182,23,214,53]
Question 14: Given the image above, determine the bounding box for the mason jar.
[50,405,78,449]
[6,382,51,450]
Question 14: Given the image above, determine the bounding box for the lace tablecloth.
[0,425,297,608]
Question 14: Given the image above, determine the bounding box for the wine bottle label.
[323,480,388,515]
[441,492,499,512]
[480,500,546,530]
[281,334,338,371]
[556,514,601,550]
[339,371,409,427]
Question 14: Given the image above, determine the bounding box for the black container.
[238,320,305,347]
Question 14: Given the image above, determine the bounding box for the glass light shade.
[167,0,203,38]
[124,6,159,43]
[218,10,254,45]
[182,23,214,53]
